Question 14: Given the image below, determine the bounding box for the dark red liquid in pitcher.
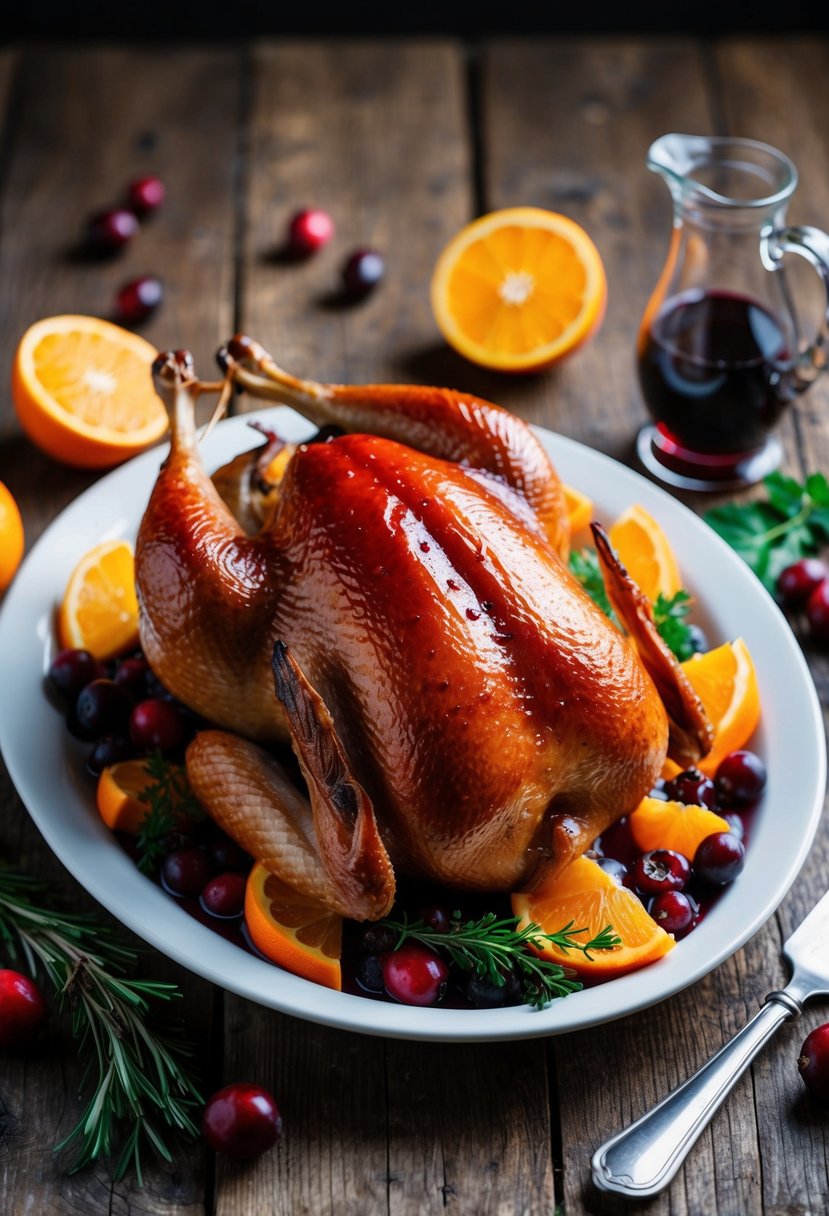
[638,289,796,458]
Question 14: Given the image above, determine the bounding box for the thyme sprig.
[135,750,204,876]
[0,866,202,1181]
[381,911,621,1009]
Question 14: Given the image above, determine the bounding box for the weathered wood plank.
[0,45,244,1214]
[480,38,775,1216]
[714,37,829,1216]
[221,38,555,1216]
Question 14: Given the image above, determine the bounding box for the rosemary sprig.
[381,910,621,1009]
[0,866,202,1181]
[135,750,204,876]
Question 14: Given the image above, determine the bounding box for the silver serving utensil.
[591,888,829,1198]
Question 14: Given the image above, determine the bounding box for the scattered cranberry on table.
[798,1023,829,1100]
[202,1082,283,1159]
[86,207,139,252]
[288,207,334,256]
[341,249,384,299]
[806,579,829,642]
[693,831,746,886]
[776,557,829,607]
[126,175,166,215]
[0,969,47,1048]
[116,276,164,325]
[382,942,449,1006]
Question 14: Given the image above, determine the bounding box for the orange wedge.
[608,503,681,602]
[0,482,24,593]
[629,797,731,858]
[57,539,139,660]
[12,315,167,469]
[511,854,675,979]
[665,638,761,779]
[97,758,155,834]
[430,207,607,372]
[245,863,342,991]
[563,484,593,535]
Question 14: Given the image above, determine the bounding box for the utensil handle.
[591,993,798,1198]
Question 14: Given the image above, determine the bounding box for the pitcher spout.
[647,133,797,212]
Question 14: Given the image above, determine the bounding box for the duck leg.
[218,334,570,557]
[592,523,713,769]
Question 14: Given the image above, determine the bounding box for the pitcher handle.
[765,224,829,390]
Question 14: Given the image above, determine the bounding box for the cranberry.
[162,847,212,897]
[87,207,139,251]
[631,849,691,895]
[418,905,451,933]
[776,557,829,607]
[86,734,134,776]
[715,750,767,806]
[202,1083,282,1159]
[382,943,449,1006]
[130,698,185,753]
[48,648,105,700]
[0,970,47,1047]
[464,966,521,1009]
[116,276,164,325]
[127,175,166,215]
[649,891,698,938]
[288,208,334,255]
[798,1023,829,1100]
[200,873,246,918]
[663,768,718,809]
[355,954,386,993]
[342,249,384,298]
[693,832,746,886]
[113,656,151,698]
[75,678,132,739]
[806,579,829,641]
[359,923,397,955]
[209,833,252,873]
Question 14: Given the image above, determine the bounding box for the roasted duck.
[135,337,711,921]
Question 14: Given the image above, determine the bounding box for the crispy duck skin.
[136,340,711,919]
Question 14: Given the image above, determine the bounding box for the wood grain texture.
[0,45,243,1214]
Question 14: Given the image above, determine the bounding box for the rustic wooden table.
[1,34,828,1216]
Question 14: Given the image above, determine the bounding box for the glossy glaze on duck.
[136,338,711,920]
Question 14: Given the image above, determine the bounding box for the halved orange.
[629,797,731,858]
[563,484,593,535]
[96,758,159,834]
[12,315,167,469]
[430,207,607,372]
[608,503,682,602]
[511,854,675,979]
[245,863,342,991]
[57,538,139,660]
[665,638,761,779]
[0,482,24,593]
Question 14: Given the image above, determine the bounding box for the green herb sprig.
[569,545,696,660]
[135,751,204,876]
[0,866,202,1181]
[381,911,621,1009]
[704,471,829,593]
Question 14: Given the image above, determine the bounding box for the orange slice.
[57,538,139,660]
[629,797,731,858]
[665,638,761,779]
[12,315,167,469]
[511,854,675,979]
[0,482,24,593]
[608,503,681,602]
[563,484,593,535]
[430,207,607,372]
[97,758,156,834]
[245,863,342,991]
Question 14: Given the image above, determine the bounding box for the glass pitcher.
[636,133,829,491]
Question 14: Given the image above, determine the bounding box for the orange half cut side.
[245,863,342,991]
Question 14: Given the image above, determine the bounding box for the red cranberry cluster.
[595,749,766,939]
[777,557,829,641]
[84,176,166,325]
[0,968,47,1048]
[286,208,384,300]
